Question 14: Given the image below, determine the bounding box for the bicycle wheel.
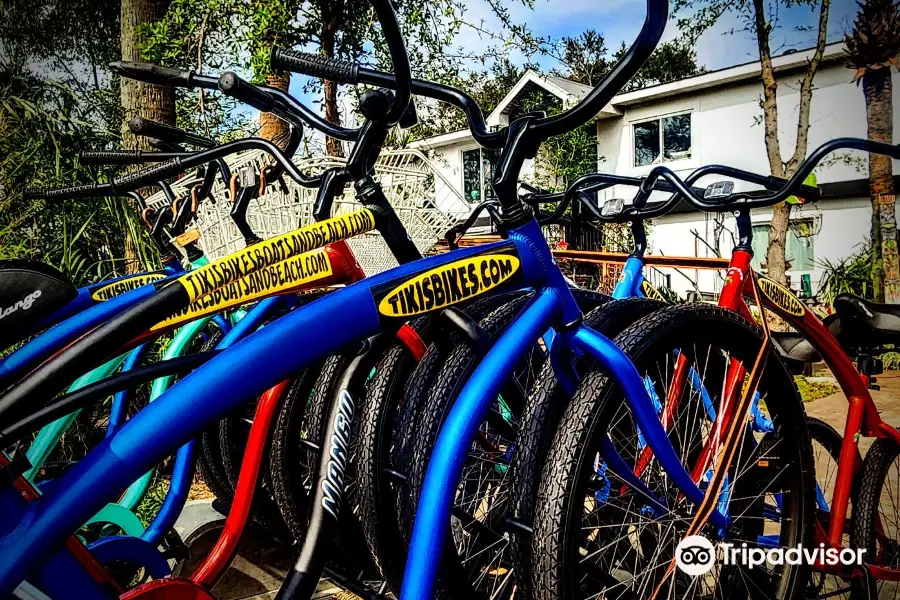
[266,354,330,543]
[509,297,666,600]
[532,303,814,600]
[400,295,544,599]
[389,292,536,546]
[195,326,234,503]
[806,416,855,599]
[851,437,900,600]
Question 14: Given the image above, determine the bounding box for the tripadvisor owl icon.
[675,535,716,576]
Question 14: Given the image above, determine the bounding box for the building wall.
[417,139,537,212]
[595,64,900,297]
[650,197,877,297]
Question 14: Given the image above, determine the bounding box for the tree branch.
[786,0,831,172]
[752,0,784,177]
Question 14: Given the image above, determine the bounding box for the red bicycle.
[530,138,900,600]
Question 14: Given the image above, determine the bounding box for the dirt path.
[805,370,900,457]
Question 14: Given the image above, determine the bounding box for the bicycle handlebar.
[78,150,188,165]
[217,72,277,112]
[268,0,411,126]
[128,116,216,148]
[273,50,502,147]
[272,0,665,147]
[543,137,897,225]
[635,138,900,212]
[109,61,219,91]
[271,49,360,85]
[26,137,323,201]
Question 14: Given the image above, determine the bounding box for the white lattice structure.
[145,149,469,275]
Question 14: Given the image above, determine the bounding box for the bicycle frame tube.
[0,240,518,595]
[399,289,560,599]
[612,255,645,300]
[108,344,153,437]
[16,268,181,348]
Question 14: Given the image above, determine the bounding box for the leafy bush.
[816,241,875,306]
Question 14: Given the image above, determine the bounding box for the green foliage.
[0,67,160,281]
[614,40,707,92]
[816,241,876,306]
[844,0,900,75]
[881,351,900,369]
[136,475,169,526]
[794,375,839,402]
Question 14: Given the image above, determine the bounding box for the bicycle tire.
[508,297,665,599]
[353,315,432,588]
[531,303,814,600]
[850,437,900,600]
[806,416,855,599]
[266,355,330,543]
[390,291,533,543]
[400,294,540,599]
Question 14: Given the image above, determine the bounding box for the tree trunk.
[864,70,896,302]
[754,0,829,287]
[120,0,175,151]
[260,72,291,143]
[120,0,175,273]
[320,3,345,158]
[766,202,791,283]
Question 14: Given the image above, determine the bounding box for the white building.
[410,43,900,298]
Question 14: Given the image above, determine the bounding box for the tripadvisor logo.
[378,253,520,317]
[675,535,866,576]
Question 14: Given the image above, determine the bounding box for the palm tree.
[845,0,900,302]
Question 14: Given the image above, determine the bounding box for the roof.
[413,42,847,148]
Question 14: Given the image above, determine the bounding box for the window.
[751,222,815,272]
[633,113,692,167]
[462,148,498,203]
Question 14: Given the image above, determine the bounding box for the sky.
[449,0,861,73]
[286,0,861,137]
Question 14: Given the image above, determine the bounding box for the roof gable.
[486,70,600,127]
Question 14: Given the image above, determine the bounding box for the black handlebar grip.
[217,72,276,112]
[79,150,144,165]
[25,183,107,201]
[128,116,187,144]
[112,158,184,191]
[271,48,359,84]
[109,61,196,88]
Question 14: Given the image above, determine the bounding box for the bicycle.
[530,138,900,599]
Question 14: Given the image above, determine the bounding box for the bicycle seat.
[832,293,900,351]
[771,331,821,373]
[0,259,78,348]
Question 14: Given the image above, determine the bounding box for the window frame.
[750,219,816,273]
[460,146,497,204]
[631,110,693,169]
